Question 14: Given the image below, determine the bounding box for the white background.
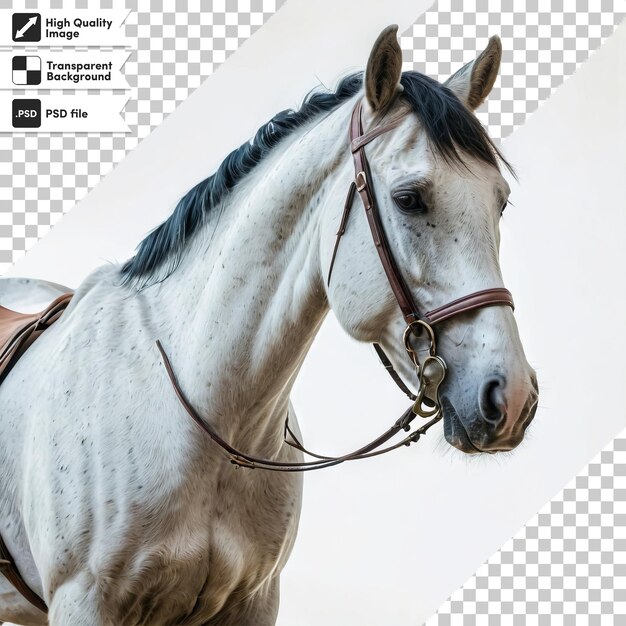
[7,1,626,623]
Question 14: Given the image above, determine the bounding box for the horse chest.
[82,465,299,624]
[21,441,299,624]
[0,281,303,623]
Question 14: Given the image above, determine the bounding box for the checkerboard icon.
[12,55,41,86]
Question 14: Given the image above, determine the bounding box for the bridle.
[158,99,515,471]
[328,99,514,416]
[0,98,518,620]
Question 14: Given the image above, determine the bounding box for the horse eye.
[393,191,427,213]
[500,201,508,216]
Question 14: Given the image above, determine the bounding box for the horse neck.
[151,99,356,448]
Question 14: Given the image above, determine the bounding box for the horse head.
[322,27,538,454]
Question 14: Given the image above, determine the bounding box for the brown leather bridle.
[158,99,515,471]
[0,99,519,620]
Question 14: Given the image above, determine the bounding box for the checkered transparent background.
[400,3,626,621]
[1,1,626,623]
[2,2,624,272]
[428,431,626,624]
[0,0,284,269]
[401,1,626,141]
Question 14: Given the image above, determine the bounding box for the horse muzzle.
[441,372,538,454]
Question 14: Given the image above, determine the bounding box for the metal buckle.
[356,171,367,192]
[403,321,437,363]
[402,321,447,418]
[412,355,447,418]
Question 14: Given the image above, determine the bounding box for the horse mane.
[121,71,510,286]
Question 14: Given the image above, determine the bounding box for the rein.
[156,340,440,472]
[157,99,515,472]
[0,98,517,619]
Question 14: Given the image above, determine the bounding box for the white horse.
[0,27,537,625]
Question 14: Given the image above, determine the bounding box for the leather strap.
[156,340,441,472]
[0,533,47,614]
[0,99,518,617]
[346,101,515,329]
[372,342,416,401]
[331,101,516,401]
[156,101,518,473]
[327,181,357,286]
[349,101,421,329]
[350,114,405,153]
[424,288,514,325]
[0,292,73,384]
[0,294,74,616]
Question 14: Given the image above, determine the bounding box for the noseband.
[158,99,514,471]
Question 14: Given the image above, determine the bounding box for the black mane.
[121,71,510,286]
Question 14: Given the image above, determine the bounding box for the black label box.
[12,13,42,43]
[12,99,41,128]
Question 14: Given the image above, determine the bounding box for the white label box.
[0,93,130,132]
[1,10,131,47]
[0,50,130,90]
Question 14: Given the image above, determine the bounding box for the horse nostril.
[479,375,507,426]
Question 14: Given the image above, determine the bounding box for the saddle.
[0,292,73,383]
[0,291,72,614]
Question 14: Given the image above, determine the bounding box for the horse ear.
[444,36,502,110]
[365,25,403,112]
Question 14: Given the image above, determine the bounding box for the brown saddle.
[0,291,72,614]
[0,292,73,384]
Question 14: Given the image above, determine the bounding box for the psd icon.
[12,99,41,128]
[12,13,41,43]
[12,56,41,86]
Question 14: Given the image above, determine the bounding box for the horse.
[0,26,538,625]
